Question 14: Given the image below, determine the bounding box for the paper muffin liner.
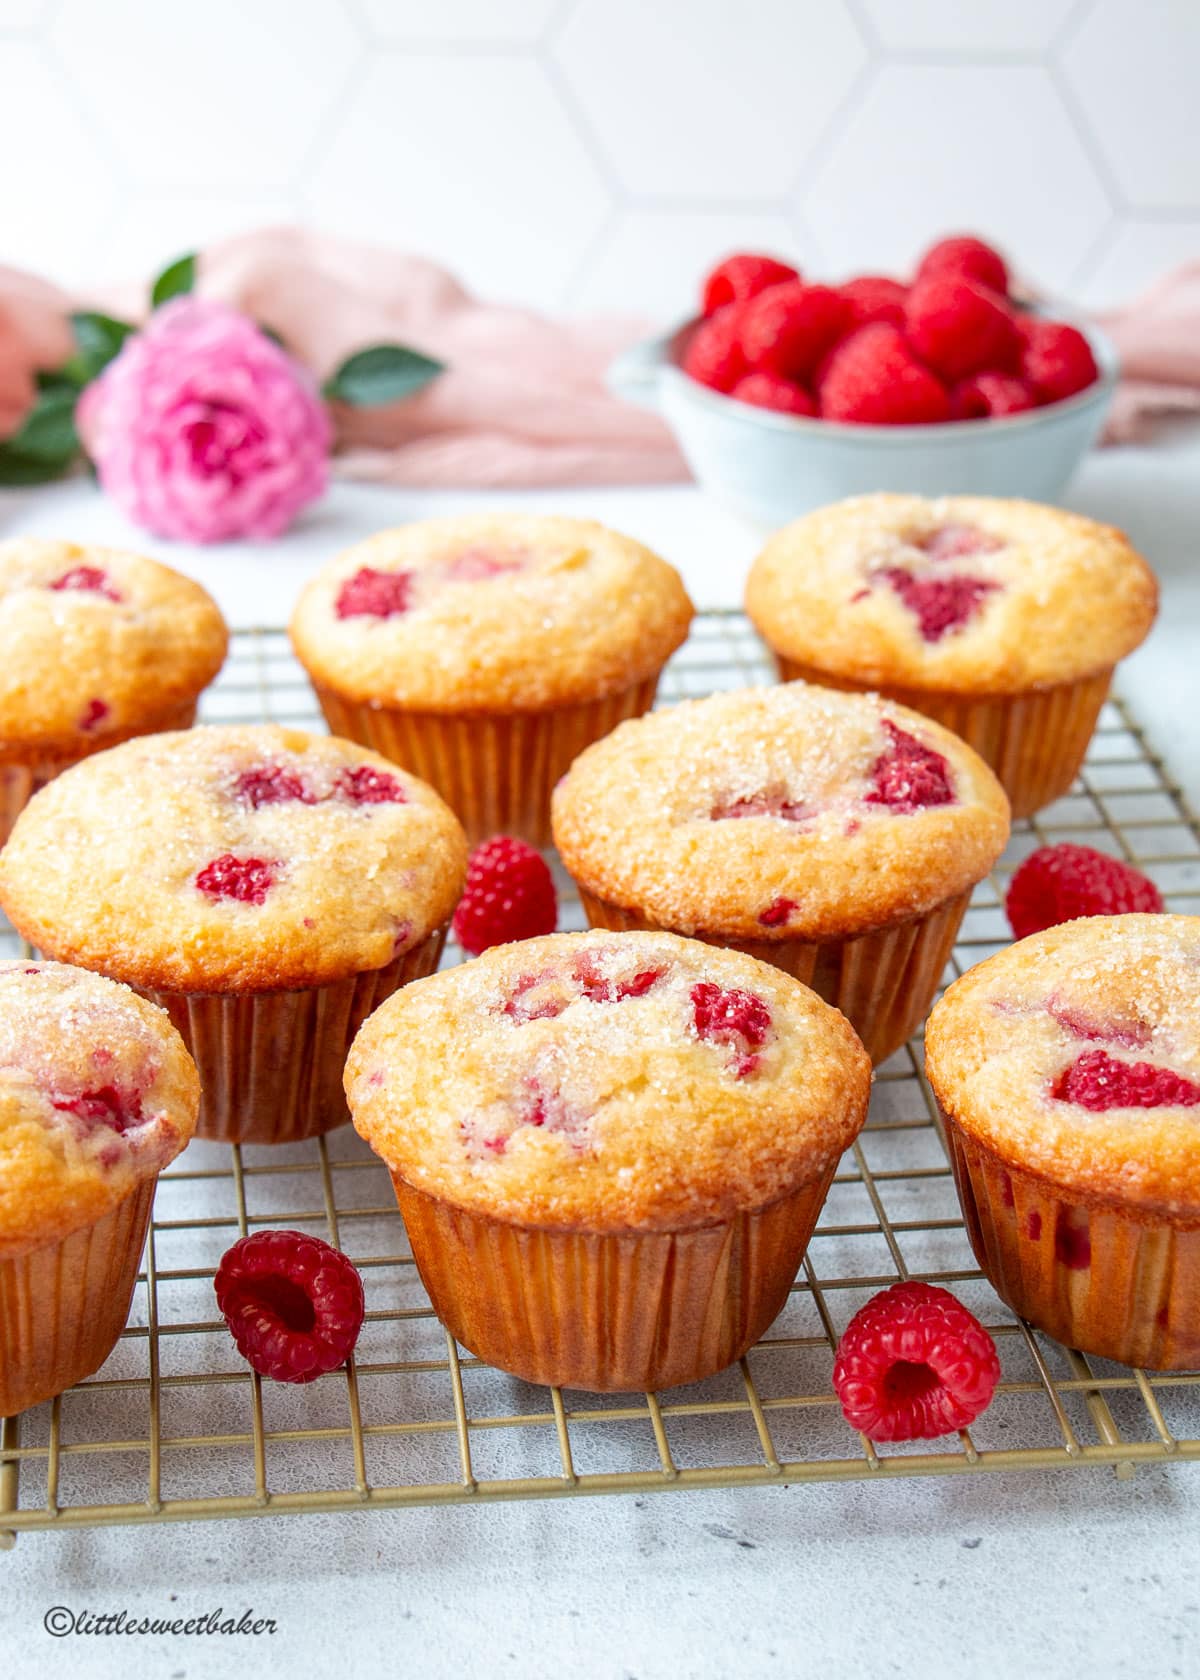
[390,1162,837,1392]
[313,678,662,848]
[141,927,448,1147]
[0,699,199,849]
[776,656,1113,821]
[0,1176,156,1416]
[575,888,970,1065]
[942,1110,1200,1371]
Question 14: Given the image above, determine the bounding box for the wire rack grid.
[2,611,1199,1547]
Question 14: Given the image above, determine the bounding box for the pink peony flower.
[77,297,331,542]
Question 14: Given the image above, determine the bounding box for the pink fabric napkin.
[1,228,1198,484]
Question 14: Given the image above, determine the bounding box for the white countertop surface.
[0,447,1198,1680]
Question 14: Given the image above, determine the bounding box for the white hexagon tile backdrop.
[5,0,1200,314]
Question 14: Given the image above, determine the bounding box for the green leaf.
[0,444,76,486]
[151,251,197,308]
[2,388,78,464]
[70,311,135,381]
[322,343,445,407]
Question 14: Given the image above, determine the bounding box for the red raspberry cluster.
[683,236,1098,425]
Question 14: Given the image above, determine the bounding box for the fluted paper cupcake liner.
[314,678,661,848]
[391,1163,837,1392]
[576,888,970,1065]
[776,657,1113,821]
[0,1177,155,1416]
[943,1112,1200,1371]
[142,927,447,1147]
[0,699,199,849]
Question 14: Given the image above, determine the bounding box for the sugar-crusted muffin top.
[552,683,1010,941]
[289,513,694,711]
[745,494,1158,693]
[345,930,871,1232]
[926,916,1200,1218]
[0,726,468,993]
[0,538,228,763]
[0,961,198,1258]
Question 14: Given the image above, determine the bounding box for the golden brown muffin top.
[0,960,198,1258]
[926,916,1200,1218]
[0,726,467,993]
[346,930,871,1233]
[746,494,1157,694]
[290,513,694,711]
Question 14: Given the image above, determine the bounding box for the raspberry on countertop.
[289,514,693,714]
[925,915,1200,1218]
[552,683,1008,944]
[0,537,227,764]
[0,960,198,1258]
[745,493,1158,694]
[345,930,871,1232]
[0,725,467,993]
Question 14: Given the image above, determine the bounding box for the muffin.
[346,930,870,1391]
[926,915,1200,1370]
[0,537,228,844]
[289,514,694,846]
[0,960,198,1414]
[745,495,1158,818]
[0,725,467,1146]
[552,683,1009,1065]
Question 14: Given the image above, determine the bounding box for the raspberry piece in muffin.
[691,980,772,1077]
[1052,1049,1200,1111]
[79,697,111,732]
[879,568,1000,643]
[235,764,314,808]
[195,853,279,905]
[865,721,954,812]
[51,564,123,601]
[334,764,407,805]
[335,565,415,620]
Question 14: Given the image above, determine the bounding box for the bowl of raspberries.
[608,234,1116,527]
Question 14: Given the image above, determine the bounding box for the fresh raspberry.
[50,565,123,602]
[740,282,850,380]
[1019,318,1099,405]
[711,791,811,822]
[865,720,954,812]
[452,836,558,956]
[1052,1049,1200,1111]
[819,325,951,425]
[880,568,999,642]
[914,523,1005,560]
[334,764,407,805]
[951,372,1037,419]
[680,305,749,394]
[916,235,1009,297]
[51,1084,141,1135]
[731,372,816,416]
[79,697,110,732]
[335,566,415,620]
[215,1230,365,1385]
[832,1280,1001,1441]
[1005,844,1163,940]
[839,275,907,332]
[904,273,1020,382]
[691,981,771,1076]
[701,253,798,316]
[234,765,313,808]
[195,853,278,905]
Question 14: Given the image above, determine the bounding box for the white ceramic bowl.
[608,314,1117,527]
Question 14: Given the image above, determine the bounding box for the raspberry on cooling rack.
[345,928,870,1392]
[453,835,559,955]
[744,493,1158,820]
[832,1281,1000,1441]
[551,681,1008,1065]
[215,1230,365,1384]
[1005,842,1163,939]
[926,914,1200,1370]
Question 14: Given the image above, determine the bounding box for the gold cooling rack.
[3,611,1200,1546]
